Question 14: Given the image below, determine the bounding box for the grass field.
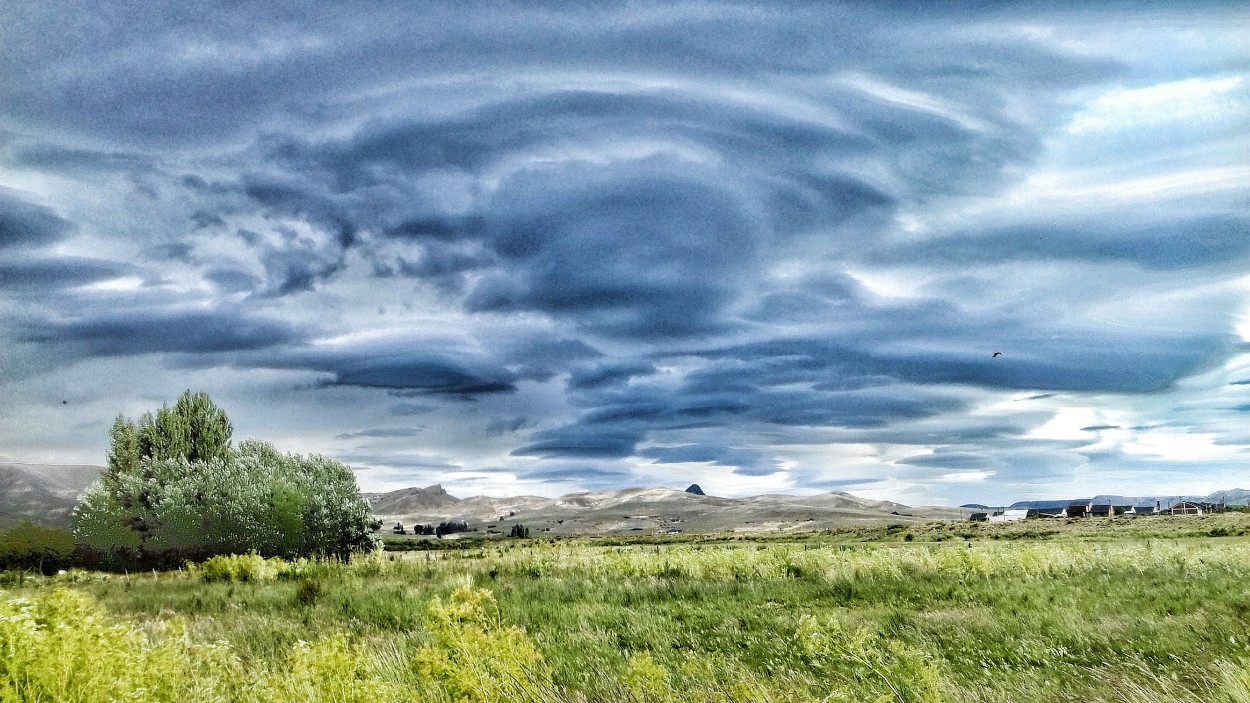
[5,515,1250,702]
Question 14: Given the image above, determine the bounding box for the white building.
[989,509,1030,522]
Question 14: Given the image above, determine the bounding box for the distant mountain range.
[961,488,1250,511]
[0,462,102,528]
[5,461,1245,535]
[362,484,970,536]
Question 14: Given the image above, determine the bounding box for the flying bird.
[991,352,1002,358]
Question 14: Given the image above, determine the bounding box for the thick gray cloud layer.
[1,1,1247,502]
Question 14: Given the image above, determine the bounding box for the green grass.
[6,516,1250,701]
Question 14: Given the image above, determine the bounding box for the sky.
[1,2,1248,505]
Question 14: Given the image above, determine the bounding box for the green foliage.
[0,588,246,702]
[412,586,552,703]
[95,390,234,554]
[139,390,233,466]
[1218,659,1250,702]
[105,413,141,487]
[76,392,379,564]
[104,391,232,508]
[0,585,559,703]
[194,553,285,583]
[294,578,322,606]
[620,651,672,701]
[10,536,1250,701]
[510,523,531,538]
[254,632,408,703]
[798,615,947,703]
[0,521,74,573]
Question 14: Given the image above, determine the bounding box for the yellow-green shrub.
[251,632,411,702]
[0,588,245,703]
[194,552,285,582]
[798,614,948,703]
[621,651,673,702]
[412,585,553,703]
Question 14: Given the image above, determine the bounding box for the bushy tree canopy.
[76,391,379,563]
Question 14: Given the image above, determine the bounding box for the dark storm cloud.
[250,343,518,397]
[517,375,970,459]
[0,190,73,250]
[0,0,1123,150]
[335,427,423,440]
[4,142,156,177]
[204,267,262,293]
[0,256,132,290]
[499,336,602,383]
[329,358,515,396]
[227,18,1113,326]
[697,333,1241,394]
[484,416,534,436]
[743,274,864,325]
[461,168,762,338]
[514,461,635,485]
[388,402,438,417]
[804,476,886,491]
[256,237,348,296]
[394,242,496,292]
[568,360,658,390]
[19,304,305,357]
[875,214,1250,270]
[640,444,783,476]
[896,452,995,469]
[1,0,1245,500]
[513,425,647,459]
[338,452,461,472]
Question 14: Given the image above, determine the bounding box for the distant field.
[380,509,1250,549]
[5,516,1250,701]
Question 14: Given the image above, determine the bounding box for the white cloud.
[939,470,995,483]
[1067,75,1246,134]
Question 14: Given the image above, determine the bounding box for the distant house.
[1130,502,1162,516]
[1067,500,1094,518]
[1169,501,1205,515]
[969,512,989,522]
[1009,500,1068,518]
[1088,503,1131,517]
[990,509,1030,522]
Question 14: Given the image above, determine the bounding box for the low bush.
[0,585,560,702]
[294,578,322,606]
[412,586,553,703]
[193,553,286,582]
[0,588,245,702]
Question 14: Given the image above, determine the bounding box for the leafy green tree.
[101,390,233,542]
[75,392,379,564]
[141,390,233,464]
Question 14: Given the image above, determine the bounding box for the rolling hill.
[366,484,972,537]
[0,462,102,528]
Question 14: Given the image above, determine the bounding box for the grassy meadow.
[5,515,1250,702]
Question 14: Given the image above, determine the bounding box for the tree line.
[64,391,381,570]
